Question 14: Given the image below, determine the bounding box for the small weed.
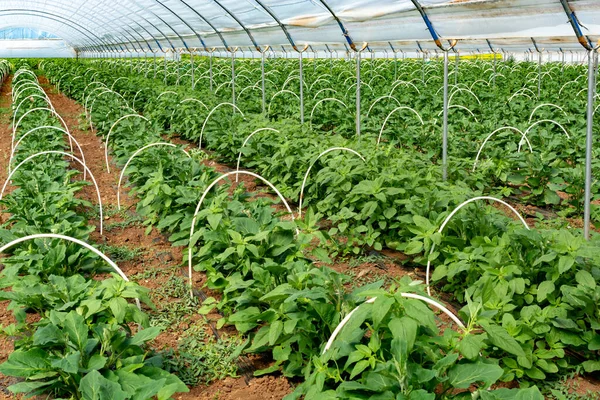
[148,274,199,331]
[97,243,145,262]
[162,324,241,386]
[543,373,600,400]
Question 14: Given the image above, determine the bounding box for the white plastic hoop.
[299,147,366,218]
[187,170,298,298]
[425,196,530,296]
[117,143,191,210]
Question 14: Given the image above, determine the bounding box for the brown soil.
[177,375,292,400]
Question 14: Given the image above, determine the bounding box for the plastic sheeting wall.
[0,39,74,58]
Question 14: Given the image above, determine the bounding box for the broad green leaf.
[0,349,51,378]
[536,281,554,302]
[481,322,525,357]
[448,362,503,389]
[129,327,161,346]
[64,311,89,351]
[79,370,128,400]
[389,317,417,351]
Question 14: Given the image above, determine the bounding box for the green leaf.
[515,386,544,400]
[481,322,525,357]
[0,349,50,378]
[582,360,600,373]
[448,361,503,389]
[349,359,370,380]
[129,327,161,346]
[389,317,417,352]
[33,324,63,346]
[51,353,81,374]
[557,255,574,275]
[405,241,423,255]
[269,321,283,346]
[459,334,485,360]
[207,213,222,230]
[80,370,128,400]
[576,270,596,289]
[372,296,394,329]
[64,311,89,351]
[536,281,555,302]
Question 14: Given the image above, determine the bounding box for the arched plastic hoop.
[105,114,150,173]
[299,148,366,218]
[10,126,87,179]
[0,233,139,309]
[323,292,465,354]
[187,170,298,297]
[1,151,103,235]
[117,143,191,210]
[377,106,424,144]
[425,196,530,296]
[473,127,533,172]
[199,103,244,150]
[236,128,282,182]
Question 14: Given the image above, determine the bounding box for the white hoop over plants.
[436,105,478,122]
[12,95,55,126]
[157,91,178,100]
[473,127,533,172]
[298,147,366,218]
[377,106,424,144]
[425,196,530,296]
[323,293,465,354]
[267,90,300,116]
[448,87,481,106]
[117,143,191,209]
[235,128,283,182]
[199,103,244,150]
[366,96,401,118]
[11,126,87,179]
[105,114,150,173]
[1,151,103,235]
[12,107,72,153]
[309,98,348,129]
[517,119,570,152]
[528,103,567,123]
[0,233,139,308]
[187,170,298,297]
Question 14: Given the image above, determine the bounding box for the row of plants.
[0,62,188,399]
[44,56,600,397]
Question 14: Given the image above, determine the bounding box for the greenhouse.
[0,0,598,399]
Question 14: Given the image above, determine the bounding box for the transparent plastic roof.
[0,0,597,53]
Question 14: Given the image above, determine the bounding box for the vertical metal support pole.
[176,52,181,85]
[209,52,213,92]
[356,50,361,137]
[299,51,304,124]
[190,50,195,90]
[394,51,398,81]
[164,53,168,83]
[493,52,497,88]
[562,51,565,72]
[584,49,597,240]
[153,53,157,79]
[537,51,542,97]
[261,50,266,115]
[422,51,426,83]
[454,52,459,85]
[442,51,449,181]
[231,51,236,108]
